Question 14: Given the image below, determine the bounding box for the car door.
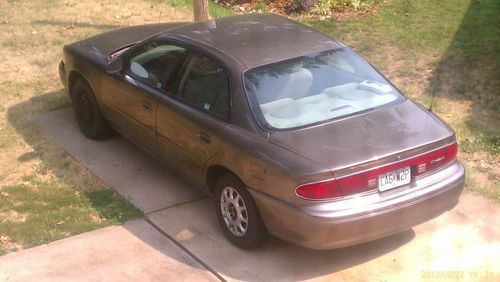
[156,52,230,184]
[101,41,189,153]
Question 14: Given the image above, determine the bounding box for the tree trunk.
[193,0,209,21]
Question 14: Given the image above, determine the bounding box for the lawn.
[0,0,193,255]
[0,0,498,255]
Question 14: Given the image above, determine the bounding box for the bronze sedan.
[59,14,465,250]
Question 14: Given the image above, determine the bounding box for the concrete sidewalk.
[0,219,218,281]
[3,108,497,281]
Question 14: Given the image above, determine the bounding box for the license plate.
[378,166,411,192]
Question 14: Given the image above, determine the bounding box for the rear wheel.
[71,79,112,140]
[214,174,266,249]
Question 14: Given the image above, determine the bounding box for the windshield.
[244,48,403,130]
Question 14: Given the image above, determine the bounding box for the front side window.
[128,42,188,92]
[177,54,229,118]
[244,48,403,130]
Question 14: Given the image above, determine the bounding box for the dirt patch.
[0,211,27,223]
[0,235,22,252]
[218,0,379,20]
[217,0,298,13]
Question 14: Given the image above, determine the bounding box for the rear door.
[156,52,230,184]
[101,41,189,152]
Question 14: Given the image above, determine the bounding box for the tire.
[71,79,112,140]
[214,173,267,249]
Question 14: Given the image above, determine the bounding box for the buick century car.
[59,14,465,249]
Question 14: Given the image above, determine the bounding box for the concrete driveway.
[1,108,498,281]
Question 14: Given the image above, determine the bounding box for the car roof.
[165,14,342,69]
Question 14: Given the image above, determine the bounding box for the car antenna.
[428,89,436,112]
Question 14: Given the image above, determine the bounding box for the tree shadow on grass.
[425,0,499,155]
[424,0,499,201]
[32,20,122,30]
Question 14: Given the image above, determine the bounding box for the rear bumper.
[250,160,465,250]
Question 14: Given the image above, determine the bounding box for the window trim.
[123,40,189,93]
[173,52,231,120]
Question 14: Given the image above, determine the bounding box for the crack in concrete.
[145,196,210,215]
[145,218,226,282]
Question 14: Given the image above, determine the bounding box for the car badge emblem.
[431,156,445,164]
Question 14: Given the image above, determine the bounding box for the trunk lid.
[269,99,455,177]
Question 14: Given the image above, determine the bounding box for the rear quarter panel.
[205,123,333,206]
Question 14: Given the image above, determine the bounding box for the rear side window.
[128,42,188,91]
[177,54,229,118]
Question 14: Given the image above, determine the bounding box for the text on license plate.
[378,166,411,192]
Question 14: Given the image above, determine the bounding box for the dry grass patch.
[0,211,27,223]
[0,0,193,255]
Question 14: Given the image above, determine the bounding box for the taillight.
[296,142,458,200]
[413,142,457,176]
[295,179,342,200]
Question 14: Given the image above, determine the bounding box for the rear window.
[244,48,403,130]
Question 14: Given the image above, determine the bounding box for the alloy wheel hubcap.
[220,187,248,237]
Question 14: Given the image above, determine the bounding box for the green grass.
[304,1,470,55]
[0,176,142,255]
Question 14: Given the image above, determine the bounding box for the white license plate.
[378,166,411,192]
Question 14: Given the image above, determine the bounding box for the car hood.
[269,99,454,173]
[64,22,188,66]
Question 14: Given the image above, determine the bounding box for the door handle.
[141,100,153,111]
[198,131,211,144]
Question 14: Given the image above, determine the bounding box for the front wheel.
[214,174,267,249]
[71,79,112,140]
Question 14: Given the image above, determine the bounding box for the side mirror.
[105,57,123,74]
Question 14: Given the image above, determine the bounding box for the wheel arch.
[206,165,242,195]
[68,71,90,99]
